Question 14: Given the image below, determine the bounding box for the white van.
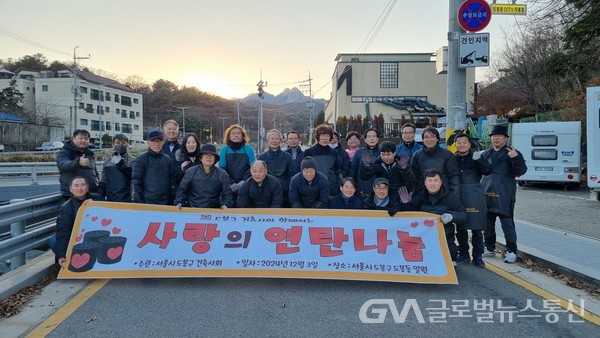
[512,121,581,188]
[587,86,600,200]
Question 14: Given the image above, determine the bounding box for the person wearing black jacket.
[304,124,342,196]
[175,144,233,209]
[364,177,399,215]
[258,129,294,206]
[398,169,467,262]
[351,128,380,198]
[132,130,177,205]
[53,177,92,268]
[285,130,304,175]
[237,160,283,208]
[331,131,351,178]
[175,133,202,185]
[328,177,365,210]
[97,133,135,202]
[162,119,181,162]
[56,129,99,199]
[289,156,329,209]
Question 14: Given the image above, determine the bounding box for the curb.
[0,250,55,300]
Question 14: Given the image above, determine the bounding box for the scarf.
[374,196,389,207]
[228,140,244,151]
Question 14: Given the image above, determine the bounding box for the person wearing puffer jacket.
[175,133,202,185]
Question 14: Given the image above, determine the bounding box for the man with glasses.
[396,123,422,160]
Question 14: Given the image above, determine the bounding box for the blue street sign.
[458,0,492,32]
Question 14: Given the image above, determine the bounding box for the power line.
[0,25,68,56]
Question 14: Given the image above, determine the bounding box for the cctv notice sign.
[58,201,458,284]
[459,33,490,68]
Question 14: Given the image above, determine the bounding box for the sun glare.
[178,74,245,100]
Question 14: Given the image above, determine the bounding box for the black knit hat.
[301,156,317,171]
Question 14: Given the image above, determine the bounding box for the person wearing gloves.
[218,124,256,207]
[327,177,366,210]
[176,144,232,209]
[258,129,294,207]
[454,133,492,267]
[132,130,177,205]
[351,128,380,198]
[480,125,527,264]
[237,160,283,208]
[175,133,202,184]
[364,177,399,217]
[398,169,467,263]
[289,156,329,209]
[56,129,99,200]
[360,141,416,204]
[97,133,136,202]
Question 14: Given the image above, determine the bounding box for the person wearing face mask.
[175,133,202,185]
[97,133,136,202]
[330,131,351,178]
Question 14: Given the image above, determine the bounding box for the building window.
[80,119,88,126]
[80,86,88,94]
[106,122,111,131]
[79,102,84,109]
[122,123,132,133]
[105,107,110,113]
[105,92,111,101]
[91,89,101,101]
[130,111,135,119]
[91,120,100,131]
[121,95,132,106]
[121,110,127,118]
[115,123,120,131]
[86,104,93,113]
[134,124,139,131]
[42,85,48,92]
[380,62,398,88]
[133,98,139,104]
[116,108,120,115]
[136,111,140,117]
[114,94,120,103]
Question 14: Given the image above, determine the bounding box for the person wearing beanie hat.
[480,125,527,264]
[304,124,343,197]
[410,126,460,199]
[289,156,330,208]
[329,131,351,177]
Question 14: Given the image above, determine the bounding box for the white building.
[324,52,475,137]
[0,69,144,143]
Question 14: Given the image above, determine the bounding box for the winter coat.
[285,146,305,176]
[410,145,460,198]
[218,144,256,184]
[328,193,366,210]
[455,151,492,230]
[351,145,381,197]
[363,191,400,211]
[396,141,423,157]
[480,145,527,217]
[304,144,342,196]
[333,143,351,178]
[175,165,233,208]
[98,152,135,202]
[289,171,329,209]
[56,141,99,197]
[237,174,283,208]
[55,194,91,262]
[174,149,201,185]
[162,140,181,162]
[361,154,417,202]
[400,186,466,236]
[132,150,177,205]
[258,148,294,200]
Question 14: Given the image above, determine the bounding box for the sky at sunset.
[2,0,527,99]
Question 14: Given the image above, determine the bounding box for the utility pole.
[236,100,240,125]
[72,46,89,138]
[300,72,314,136]
[257,76,267,153]
[174,105,193,136]
[447,0,467,131]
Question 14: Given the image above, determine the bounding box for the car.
[35,141,64,151]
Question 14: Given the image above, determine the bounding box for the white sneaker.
[482,249,495,257]
[504,252,517,263]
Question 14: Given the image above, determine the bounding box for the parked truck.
[512,121,581,189]
[587,86,600,200]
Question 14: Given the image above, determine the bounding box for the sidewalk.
[495,218,600,288]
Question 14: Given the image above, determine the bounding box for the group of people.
[53,119,527,270]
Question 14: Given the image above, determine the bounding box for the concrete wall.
[0,121,64,150]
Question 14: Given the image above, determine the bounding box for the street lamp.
[174,105,193,136]
[217,116,230,143]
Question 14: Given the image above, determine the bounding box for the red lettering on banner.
[264,226,302,254]
[137,222,177,249]
[224,230,252,249]
[397,231,425,262]
[183,223,221,254]
[309,227,349,257]
[353,229,393,254]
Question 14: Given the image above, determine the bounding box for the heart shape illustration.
[112,227,121,235]
[71,253,90,269]
[410,221,419,228]
[91,216,98,222]
[424,219,435,227]
[76,234,83,242]
[101,218,112,227]
[107,247,123,260]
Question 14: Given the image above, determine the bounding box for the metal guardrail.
[0,162,59,185]
[0,194,63,270]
